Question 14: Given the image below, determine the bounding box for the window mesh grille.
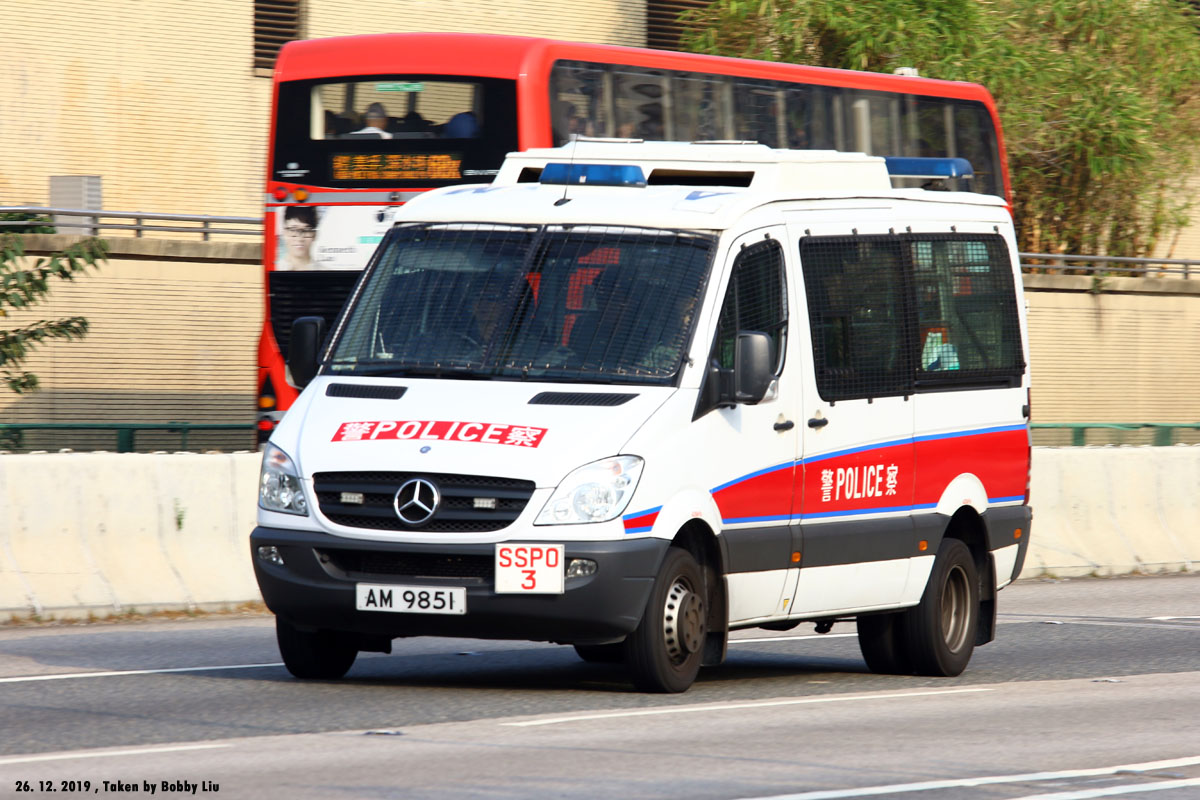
[329,224,715,384]
[801,234,1022,402]
[713,239,788,372]
[254,0,301,71]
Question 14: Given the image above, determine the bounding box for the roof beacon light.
[540,163,647,188]
[884,157,975,181]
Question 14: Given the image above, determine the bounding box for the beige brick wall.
[307,0,645,45]
[1025,275,1200,446]
[1,1,645,222]
[0,236,261,452]
[1,1,269,219]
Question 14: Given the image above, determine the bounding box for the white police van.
[252,141,1032,692]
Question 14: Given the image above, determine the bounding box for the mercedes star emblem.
[393,478,440,525]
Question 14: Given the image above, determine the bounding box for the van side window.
[911,235,1024,385]
[713,239,788,374]
[800,237,911,401]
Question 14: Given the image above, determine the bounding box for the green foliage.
[0,235,106,393]
[0,212,56,234]
[680,0,1200,257]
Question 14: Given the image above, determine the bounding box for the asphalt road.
[0,574,1197,799]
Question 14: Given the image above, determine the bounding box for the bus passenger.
[352,103,393,138]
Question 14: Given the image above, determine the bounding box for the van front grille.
[312,471,535,532]
[317,549,493,582]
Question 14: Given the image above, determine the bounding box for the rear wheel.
[904,538,979,677]
[625,547,707,693]
[276,617,358,680]
[573,643,626,663]
[857,611,912,675]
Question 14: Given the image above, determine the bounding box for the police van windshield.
[328,223,716,384]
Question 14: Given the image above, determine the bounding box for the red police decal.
[332,420,547,447]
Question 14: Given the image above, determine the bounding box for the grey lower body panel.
[251,526,669,644]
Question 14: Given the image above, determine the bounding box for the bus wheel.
[626,547,707,693]
[276,617,358,680]
[905,538,979,677]
[573,643,625,663]
[857,612,912,674]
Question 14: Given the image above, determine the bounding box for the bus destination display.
[331,153,463,182]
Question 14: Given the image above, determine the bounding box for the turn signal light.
[1014,528,1023,540]
[791,551,802,563]
[918,540,929,552]
[258,395,276,410]
[293,188,309,202]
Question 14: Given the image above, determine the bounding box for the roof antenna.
[554,134,579,207]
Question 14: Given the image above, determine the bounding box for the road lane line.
[0,662,284,684]
[502,687,992,727]
[1009,777,1200,799]
[0,743,230,766]
[731,755,1200,800]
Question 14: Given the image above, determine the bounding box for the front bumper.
[250,526,669,644]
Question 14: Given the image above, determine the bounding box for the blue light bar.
[884,157,975,180]
[540,163,647,187]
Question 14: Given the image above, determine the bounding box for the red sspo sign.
[332,420,548,448]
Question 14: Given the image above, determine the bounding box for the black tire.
[857,611,913,675]
[625,547,707,693]
[903,538,979,677]
[276,617,358,680]
[573,643,626,663]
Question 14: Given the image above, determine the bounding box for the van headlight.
[259,444,309,516]
[535,456,644,525]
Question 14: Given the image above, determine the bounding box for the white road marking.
[503,687,992,727]
[0,743,229,766]
[1149,616,1200,621]
[1009,777,1200,799]
[732,755,1200,800]
[0,662,284,684]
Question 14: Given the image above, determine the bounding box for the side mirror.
[733,331,774,404]
[288,316,326,389]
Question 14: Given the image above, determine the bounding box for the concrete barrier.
[0,452,262,619]
[1022,446,1200,578]
[0,447,1195,619]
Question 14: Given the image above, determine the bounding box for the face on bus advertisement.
[275,205,401,271]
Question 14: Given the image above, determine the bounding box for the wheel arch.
[671,519,728,666]
[942,505,997,646]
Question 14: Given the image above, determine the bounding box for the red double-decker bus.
[259,32,1009,439]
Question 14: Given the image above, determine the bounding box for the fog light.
[565,558,597,579]
[257,546,285,566]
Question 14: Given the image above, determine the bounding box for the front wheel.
[625,547,707,693]
[276,617,358,680]
[904,538,979,677]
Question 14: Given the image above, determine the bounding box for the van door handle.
[807,417,829,429]
[773,420,795,432]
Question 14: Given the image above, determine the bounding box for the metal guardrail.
[1020,253,1196,278]
[0,423,257,453]
[1,206,1198,275]
[1032,423,1200,446]
[0,206,261,240]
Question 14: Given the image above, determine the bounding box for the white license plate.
[495,543,565,594]
[355,584,466,615]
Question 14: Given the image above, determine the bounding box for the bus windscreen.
[272,76,518,188]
